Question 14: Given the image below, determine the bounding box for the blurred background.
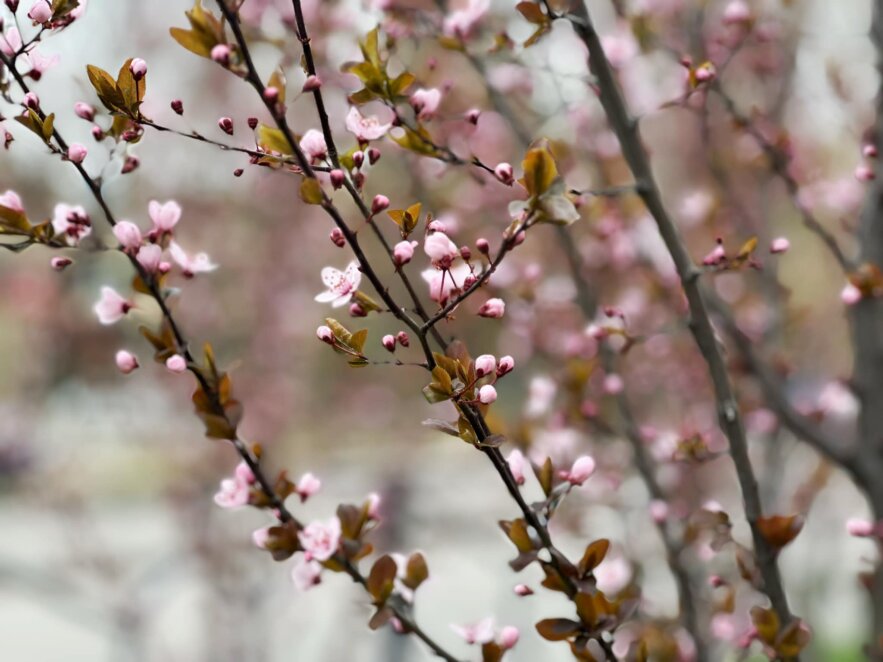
[0,0,878,659]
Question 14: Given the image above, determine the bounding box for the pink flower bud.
[856,165,875,182]
[378,334,396,353]
[252,526,271,549]
[722,0,752,25]
[494,162,514,186]
[846,518,874,537]
[50,256,72,271]
[365,492,382,520]
[247,116,258,130]
[463,274,477,289]
[459,245,472,261]
[22,92,39,109]
[507,448,527,485]
[478,298,505,318]
[330,169,346,189]
[465,108,481,125]
[393,240,417,266]
[497,355,515,376]
[210,43,231,66]
[296,472,321,502]
[170,99,184,115]
[74,102,95,121]
[302,74,322,92]
[427,219,447,233]
[233,168,243,177]
[263,86,279,103]
[91,125,105,141]
[115,350,139,374]
[709,575,726,588]
[396,331,410,347]
[476,237,490,254]
[769,237,790,254]
[329,227,346,247]
[349,302,367,317]
[649,499,669,524]
[478,384,497,404]
[66,143,87,163]
[841,282,863,305]
[165,354,187,373]
[129,58,147,80]
[371,194,390,214]
[317,325,334,343]
[863,144,878,158]
[367,147,381,164]
[27,0,51,24]
[499,626,519,650]
[474,354,496,377]
[113,220,142,251]
[353,150,365,168]
[567,455,596,485]
[512,230,526,247]
[121,155,140,174]
[513,583,533,596]
[603,373,624,395]
[218,117,234,135]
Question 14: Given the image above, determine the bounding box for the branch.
[561,0,797,634]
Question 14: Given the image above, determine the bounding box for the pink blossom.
[478,297,505,318]
[424,231,459,268]
[345,107,391,142]
[603,373,624,395]
[506,449,527,485]
[443,0,491,39]
[513,583,533,596]
[595,557,632,594]
[600,31,639,69]
[722,0,752,25]
[451,617,495,645]
[136,244,162,272]
[210,44,231,65]
[315,261,362,307]
[52,203,91,245]
[113,220,142,250]
[372,194,390,214]
[169,241,218,277]
[93,286,132,325]
[409,88,442,121]
[770,237,790,254]
[0,27,22,58]
[330,170,346,190]
[115,350,139,374]
[382,334,396,352]
[165,354,187,373]
[218,117,234,135]
[846,518,875,537]
[393,240,417,266]
[148,200,182,233]
[366,492,382,520]
[22,91,39,109]
[299,129,327,161]
[702,242,726,266]
[291,557,322,590]
[566,455,596,485]
[0,190,24,213]
[74,102,95,121]
[475,354,496,377]
[22,47,59,79]
[856,165,875,182]
[214,461,255,509]
[841,282,863,306]
[50,256,72,271]
[298,517,342,562]
[129,58,147,79]
[649,499,669,523]
[296,472,321,502]
[497,355,515,376]
[302,74,322,92]
[478,384,497,404]
[27,0,52,24]
[422,263,471,303]
[498,626,519,650]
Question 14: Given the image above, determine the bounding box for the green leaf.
[257,124,293,155]
[299,178,324,205]
[169,0,225,58]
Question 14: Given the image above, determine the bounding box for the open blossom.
[507,449,527,485]
[148,200,181,234]
[93,286,132,325]
[213,461,255,509]
[478,297,505,318]
[451,617,495,645]
[443,0,490,39]
[136,244,163,272]
[0,27,22,57]
[296,472,321,502]
[315,261,361,307]
[344,106,391,142]
[0,190,24,213]
[424,231,459,268]
[409,88,442,121]
[169,241,217,277]
[299,129,327,161]
[52,203,91,244]
[291,557,322,591]
[22,47,60,79]
[298,516,341,562]
[422,262,471,304]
